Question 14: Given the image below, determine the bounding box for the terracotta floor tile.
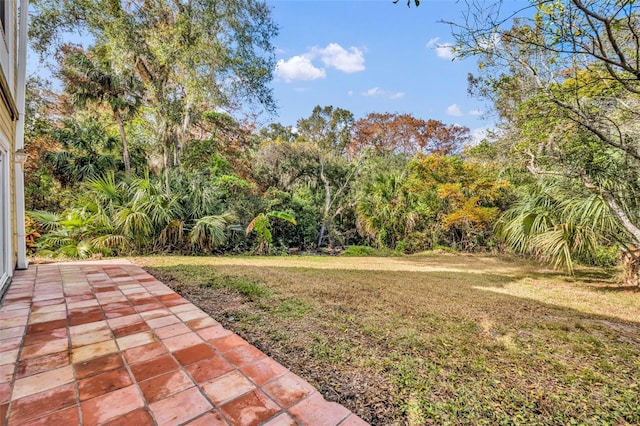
[31,298,65,308]
[94,286,117,293]
[220,389,281,426]
[29,310,67,324]
[107,314,142,329]
[70,339,118,363]
[0,402,8,422]
[101,408,155,426]
[81,385,144,425]
[149,387,212,426]
[146,314,180,329]
[197,325,233,342]
[112,321,150,338]
[134,302,165,313]
[1,326,26,340]
[8,383,76,424]
[209,334,248,353]
[69,320,109,336]
[123,342,168,365]
[0,363,13,383]
[31,304,66,316]
[104,307,137,319]
[78,367,133,401]
[25,319,66,335]
[0,382,9,403]
[223,344,267,368]
[173,343,217,366]
[101,301,131,312]
[186,316,219,331]
[130,354,179,382]
[116,331,155,350]
[201,370,255,406]
[0,349,18,366]
[157,293,183,303]
[139,308,172,321]
[185,354,234,384]
[262,373,316,409]
[162,332,204,352]
[71,327,113,348]
[139,370,194,403]
[1,317,28,329]
[183,410,228,426]
[154,322,191,339]
[20,405,80,426]
[67,299,99,309]
[176,309,210,322]
[74,353,124,379]
[339,414,370,425]
[161,297,190,307]
[262,413,298,426]
[288,392,351,426]
[20,338,69,360]
[12,365,74,400]
[129,296,158,306]
[169,303,199,314]
[16,351,69,379]
[23,327,67,347]
[0,308,29,320]
[69,312,106,327]
[240,357,288,386]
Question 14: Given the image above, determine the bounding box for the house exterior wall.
[0,0,19,292]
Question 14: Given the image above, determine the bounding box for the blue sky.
[267,0,493,141]
[26,0,500,142]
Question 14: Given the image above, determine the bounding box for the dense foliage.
[24,0,637,284]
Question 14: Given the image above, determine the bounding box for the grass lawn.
[135,254,640,425]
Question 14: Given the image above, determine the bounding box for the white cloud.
[347,90,354,96]
[276,42,365,83]
[275,56,326,82]
[470,127,490,145]
[362,87,405,99]
[446,103,463,117]
[363,87,382,96]
[469,109,483,116]
[313,43,365,73]
[427,37,454,60]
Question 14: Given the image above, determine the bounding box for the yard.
[135,254,640,425]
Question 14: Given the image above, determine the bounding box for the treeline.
[26,91,510,256]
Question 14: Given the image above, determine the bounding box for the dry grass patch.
[135,254,640,425]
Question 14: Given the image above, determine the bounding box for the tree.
[497,181,624,275]
[296,106,358,248]
[31,0,278,176]
[405,153,510,251]
[246,211,296,254]
[59,45,142,175]
[297,105,354,155]
[349,113,470,157]
[452,0,640,282]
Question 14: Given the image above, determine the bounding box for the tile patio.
[0,260,368,425]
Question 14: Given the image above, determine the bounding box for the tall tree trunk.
[113,109,131,175]
[317,158,331,248]
[583,176,640,285]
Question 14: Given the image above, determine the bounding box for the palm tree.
[48,117,120,185]
[497,181,628,276]
[59,44,142,174]
[246,211,297,255]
